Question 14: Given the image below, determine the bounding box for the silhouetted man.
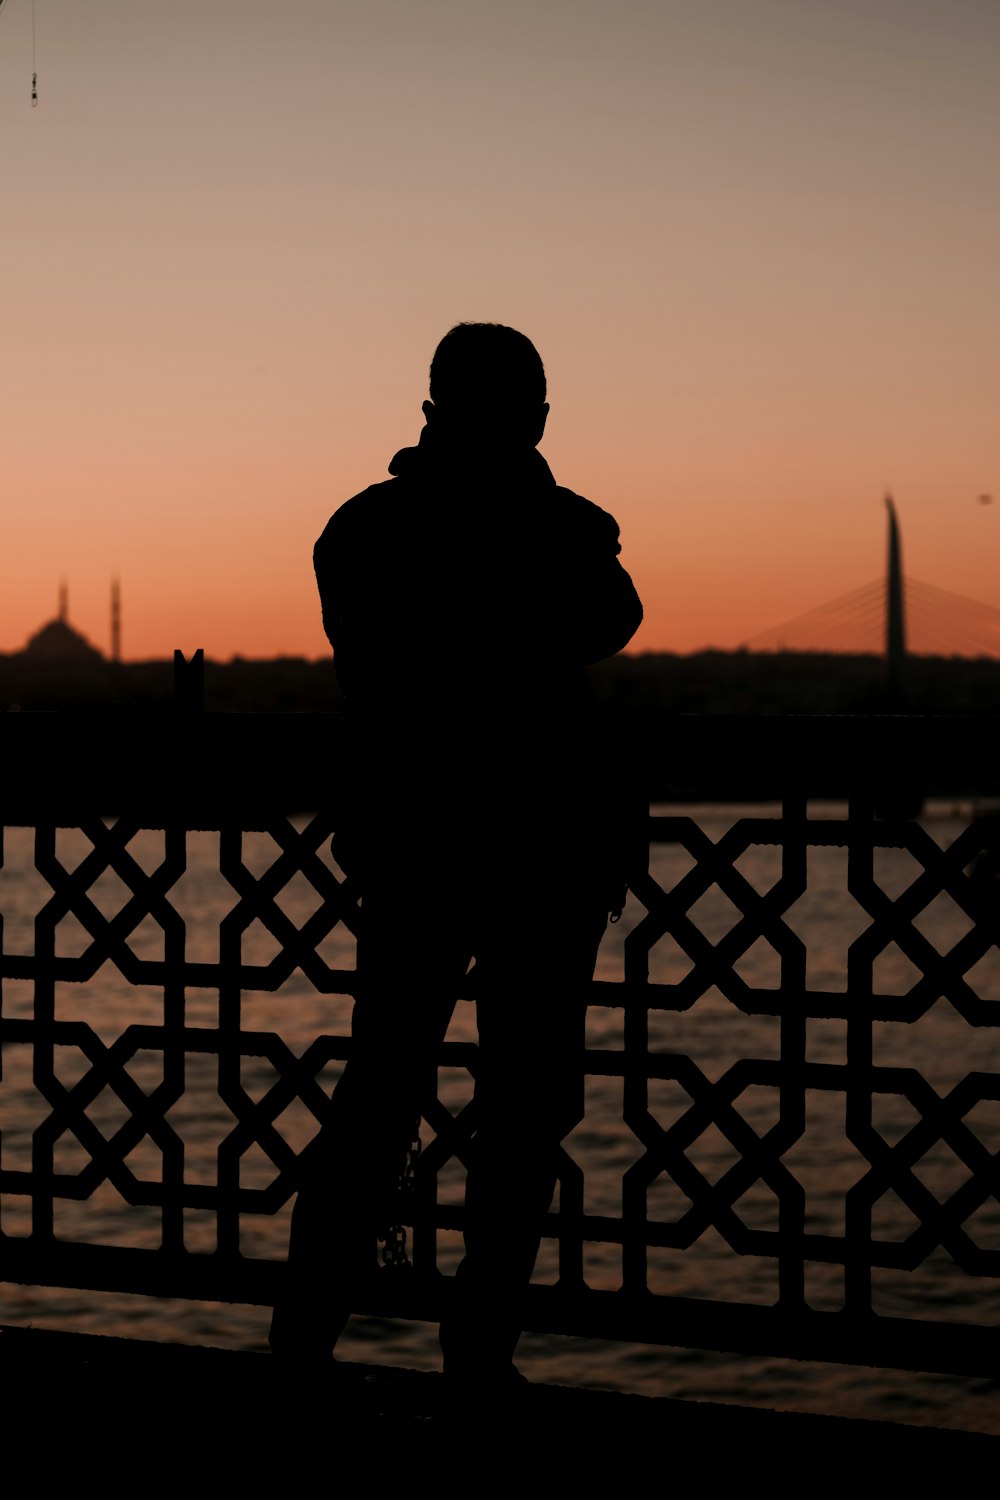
[270,323,642,1386]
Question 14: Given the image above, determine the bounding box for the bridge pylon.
[884,493,907,706]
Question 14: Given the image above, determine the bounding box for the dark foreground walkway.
[2,1324,995,1481]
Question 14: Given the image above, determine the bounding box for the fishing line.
[0,0,37,106]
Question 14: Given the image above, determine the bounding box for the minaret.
[111,577,121,663]
[58,581,68,623]
[885,493,906,704]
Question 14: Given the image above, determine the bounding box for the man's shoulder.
[314,479,400,556]
[549,485,623,548]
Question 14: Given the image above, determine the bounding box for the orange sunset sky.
[1,0,997,662]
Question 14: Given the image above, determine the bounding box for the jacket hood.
[388,422,556,488]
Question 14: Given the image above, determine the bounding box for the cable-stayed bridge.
[745,576,1000,658]
[744,500,1000,660]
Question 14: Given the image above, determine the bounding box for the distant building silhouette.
[22,585,104,666]
[15,581,121,667]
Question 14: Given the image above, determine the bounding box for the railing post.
[173,649,205,714]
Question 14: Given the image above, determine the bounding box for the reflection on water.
[2,802,999,1434]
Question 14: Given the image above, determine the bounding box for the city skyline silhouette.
[12,493,1000,666]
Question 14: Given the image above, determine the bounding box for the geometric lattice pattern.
[3,793,1000,1372]
[621,798,1000,1319]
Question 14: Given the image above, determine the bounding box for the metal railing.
[2,711,999,1379]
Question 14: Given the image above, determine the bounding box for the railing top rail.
[1,710,999,821]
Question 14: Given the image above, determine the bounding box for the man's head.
[423,323,549,451]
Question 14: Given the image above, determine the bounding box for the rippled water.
[2,801,999,1434]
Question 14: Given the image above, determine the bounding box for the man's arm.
[557,499,643,665]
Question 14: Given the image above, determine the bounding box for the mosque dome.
[22,617,104,664]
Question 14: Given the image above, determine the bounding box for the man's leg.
[270,883,467,1359]
[439,901,606,1378]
